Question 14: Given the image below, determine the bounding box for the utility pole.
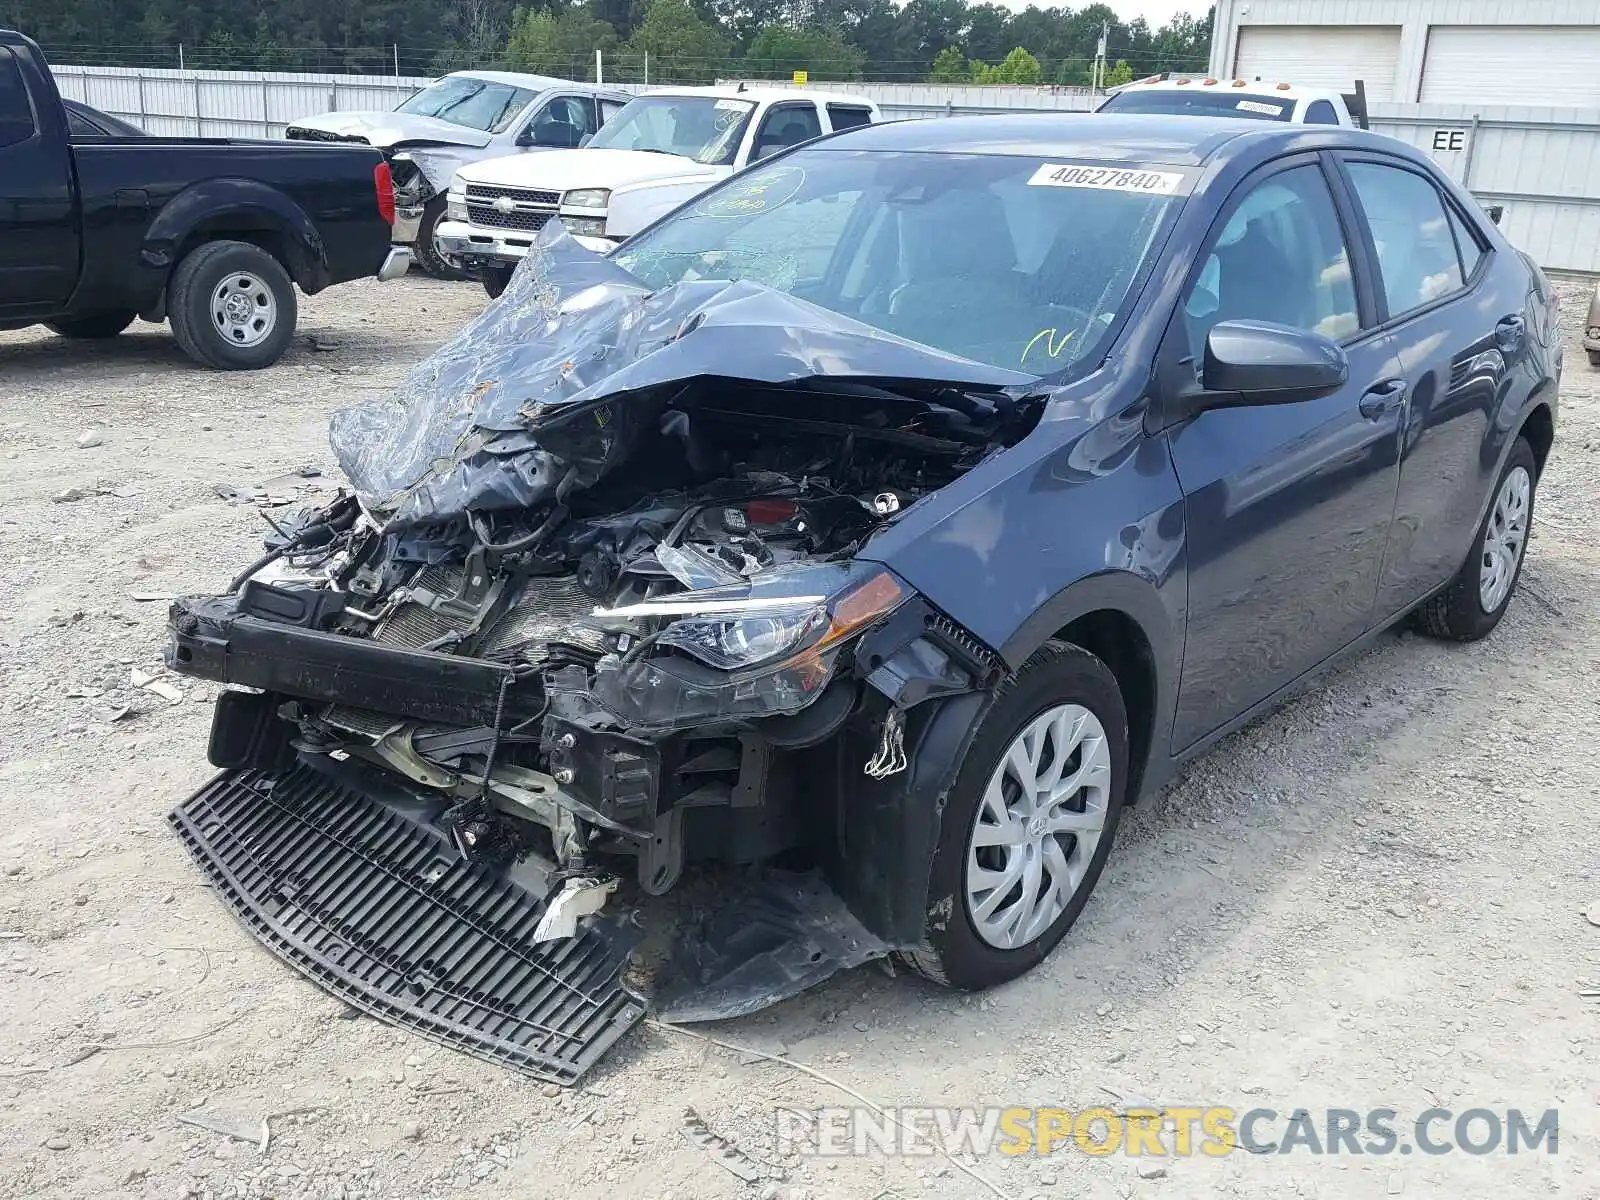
[644,49,649,85]
[596,49,604,84]
[1094,20,1108,92]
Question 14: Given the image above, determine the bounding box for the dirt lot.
[1,277,1597,1200]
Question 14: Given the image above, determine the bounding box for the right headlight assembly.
[589,566,908,729]
[445,182,468,222]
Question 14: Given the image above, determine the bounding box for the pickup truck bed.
[1,30,409,369]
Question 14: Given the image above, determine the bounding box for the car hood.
[461,148,712,192]
[330,221,1038,528]
[288,110,493,150]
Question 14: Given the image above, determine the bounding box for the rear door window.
[0,48,36,149]
[1304,100,1339,124]
[1345,160,1466,317]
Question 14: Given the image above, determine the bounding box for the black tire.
[901,640,1129,991]
[1587,349,1600,369]
[47,311,137,339]
[168,240,297,371]
[481,266,514,300]
[415,197,467,281]
[1415,436,1538,641]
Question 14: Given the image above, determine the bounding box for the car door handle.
[1358,379,1407,419]
[1496,314,1525,352]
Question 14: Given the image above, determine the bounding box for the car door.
[1336,153,1518,615]
[1165,154,1408,749]
[0,44,79,314]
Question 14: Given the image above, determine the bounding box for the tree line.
[0,0,1212,87]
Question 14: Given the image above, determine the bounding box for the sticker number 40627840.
[1027,163,1187,194]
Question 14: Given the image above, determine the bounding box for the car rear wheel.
[482,266,514,300]
[168,240,297,371]
[415,198,467,281]
[1588,349,1600,368]
[1415,436,1537,641]
[901,640,1128,991]
[47,311,137,339]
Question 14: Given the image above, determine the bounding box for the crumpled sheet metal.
[329,221,1035,528]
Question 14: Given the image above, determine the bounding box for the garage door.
[1421,26,1600,106]
[1234,25,1401,101]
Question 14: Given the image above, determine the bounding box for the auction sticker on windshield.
[1027,163,1191,195]
[697,165,807,218]
[1237,99,1285,116]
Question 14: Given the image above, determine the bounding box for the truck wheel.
[1588,349,1600,368]
[482,266,514,300]
[900,640,1129,991]
[47,311,137,340]
[168,240,297,371]
[416,198,466,281]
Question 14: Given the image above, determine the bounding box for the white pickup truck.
[1097,76,1369,127]
[435,85,880,295]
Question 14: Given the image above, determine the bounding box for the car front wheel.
[47,311,137,339]
[901,640,1129,991]
[415,198,467,281]
[1415,436,1537,641]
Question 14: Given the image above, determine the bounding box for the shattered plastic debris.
[328,221,1032,530]
[531,875,619,943]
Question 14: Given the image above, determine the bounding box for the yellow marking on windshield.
[1022,327,1075,364]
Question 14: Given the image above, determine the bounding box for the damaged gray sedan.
[166,115,1558,1082]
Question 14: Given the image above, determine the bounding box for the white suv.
[435,85,880,295]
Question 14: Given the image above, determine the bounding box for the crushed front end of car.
[165,225,1038,1080]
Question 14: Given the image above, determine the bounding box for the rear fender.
[141,179,328,292]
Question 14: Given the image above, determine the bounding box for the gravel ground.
[1,277,1598,1200]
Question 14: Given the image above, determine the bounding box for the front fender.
[141,179,328,291]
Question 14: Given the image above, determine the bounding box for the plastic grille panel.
[169,766,645,1084]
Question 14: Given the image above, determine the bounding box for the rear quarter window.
[827,104,874,132]
[0,48,36,149]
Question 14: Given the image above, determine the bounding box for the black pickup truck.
[0,31,410,370]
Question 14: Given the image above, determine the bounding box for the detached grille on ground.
[169,765,645,1084]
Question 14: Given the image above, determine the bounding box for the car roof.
[634,84,875,107]
[1114,78,1346,103]
[815,112,1268,165]
[447,69,581,91]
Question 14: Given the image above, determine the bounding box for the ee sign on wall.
[1431,129,1467,153]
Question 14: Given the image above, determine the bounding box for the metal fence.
[51,65,1600,273]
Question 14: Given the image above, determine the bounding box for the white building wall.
[1208,0,1600,104]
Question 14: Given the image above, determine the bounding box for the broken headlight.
[590,565,907,729]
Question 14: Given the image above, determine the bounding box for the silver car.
[287,71,630,278]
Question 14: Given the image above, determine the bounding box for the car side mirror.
[515,126,535,148]
[1486,204,1504,225]
[1199,319,1349,404]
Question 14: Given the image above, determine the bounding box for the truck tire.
[415,198,466,281]
[1588,349,1600,369]
[47,311,137,340]
[168,240,297,371]
[482,266,514,300]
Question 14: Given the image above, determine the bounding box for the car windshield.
[396,77,536,134]
[613,149,1183,375]
[584,96,757,166]
[1100,89,1295,121]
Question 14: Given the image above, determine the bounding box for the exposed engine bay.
[165,224,1039,1055]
